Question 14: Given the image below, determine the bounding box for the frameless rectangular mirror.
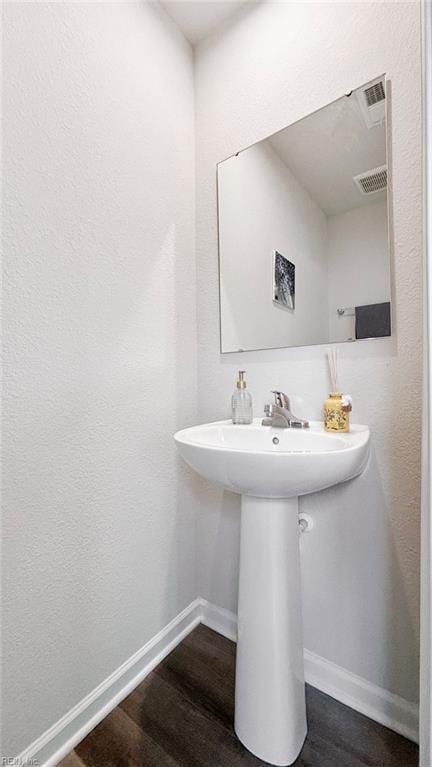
[217,76,391,353]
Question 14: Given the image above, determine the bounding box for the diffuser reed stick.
[327,347,339,393]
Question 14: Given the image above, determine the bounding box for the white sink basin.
[174,418,370,766]
[174,419,370,498]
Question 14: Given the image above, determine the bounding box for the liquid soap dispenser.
[232,370,253,424]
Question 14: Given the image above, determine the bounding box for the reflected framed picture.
[273,251,295,310]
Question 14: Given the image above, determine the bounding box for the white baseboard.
[200,598,237,642]
[16,597,419,766]
[17,599,202,767]
[303,648,419,744]
[200,600,419,745]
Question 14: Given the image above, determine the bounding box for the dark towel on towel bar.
[355,302,391,339]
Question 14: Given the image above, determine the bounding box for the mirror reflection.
[217,76,391,353]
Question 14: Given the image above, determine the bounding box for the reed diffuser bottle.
[324,348,352,432]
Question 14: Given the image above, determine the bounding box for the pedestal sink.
[174,419,370,766]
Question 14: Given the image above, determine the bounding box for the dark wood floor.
[60,625,418,767]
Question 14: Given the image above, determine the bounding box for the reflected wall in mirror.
[217,76,391,353]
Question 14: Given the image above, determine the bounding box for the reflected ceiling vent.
[353,165,387,195]
[364,81,386,107]
[356,77,386,128]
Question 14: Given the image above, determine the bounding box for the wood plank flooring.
[60,625,418,766]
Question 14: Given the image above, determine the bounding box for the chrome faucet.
[262,390,310,429]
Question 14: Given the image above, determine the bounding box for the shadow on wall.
[133,220,199,630]
[300,445,419,703]
[166,213,201,629]
[196,478,242,615]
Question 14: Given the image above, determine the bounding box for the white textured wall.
[219,141,329,352]
[2,2,197,756]
[195,1,422,702]
[328,200,390,341]
[2,1,423,757]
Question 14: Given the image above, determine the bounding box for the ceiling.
[161,0,250,45]
[268,83,386,216]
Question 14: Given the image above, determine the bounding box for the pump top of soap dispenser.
[237,370,247,389]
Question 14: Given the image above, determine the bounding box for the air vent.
[356,78,386,128]
[353,165,387,195]
[364,81,386,107]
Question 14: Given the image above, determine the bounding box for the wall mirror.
[217,76,391,353]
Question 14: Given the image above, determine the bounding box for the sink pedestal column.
[235,495,307,766]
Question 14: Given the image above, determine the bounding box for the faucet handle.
[264,403,273,417]
[271,390,290,409]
